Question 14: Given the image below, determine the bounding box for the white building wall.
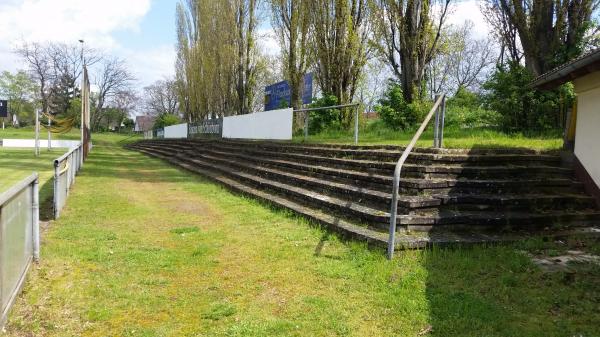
[574,72,600,188]
[163,123,188,139]
[222,108,293,140]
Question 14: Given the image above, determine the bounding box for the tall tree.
[175,0,262,120]
[270,0,313,109]
[0,70,36,124]
[428,21,496,96]
[144,78,180,116]
[487,0,599,76]
[480,0,523,64]
[372,0,451,103]
[15,42,100,115]
[310,0,370,110]
[91,57,135,131]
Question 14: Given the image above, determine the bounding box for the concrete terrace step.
[144,141,574,180]
[185,148,595,213]
[132,144,600,232]
[197,139,563,166]
[189,146,583,195]
[199,143,573,178]
[137,143,582,197]
[135,146,580,250]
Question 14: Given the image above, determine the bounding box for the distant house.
[364,111,379,120]
[134,115,156,132]
[533,49,600,205]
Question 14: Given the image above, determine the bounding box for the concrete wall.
[574,72,600,188]
[164,123,188,139]
[1,139,81,149]
[222,108,293,140]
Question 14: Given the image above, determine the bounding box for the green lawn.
[4,134,598,337]
[0,149,60,213]
[296,126,563,151]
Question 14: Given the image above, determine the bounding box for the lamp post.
[79,39,85,153]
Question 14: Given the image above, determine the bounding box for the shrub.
[482,62,572,132]
[374,81,424,130]
[307,94,342,134]
[445,87,501,128]
[153,113,181,129]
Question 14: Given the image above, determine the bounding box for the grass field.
[295,126,563,150]
[4,133,599,337]
[0,149,61,212]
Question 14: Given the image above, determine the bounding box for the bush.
[445,87,501,128]
[307,94,342,134]
[482,62,572,132]
[153,114,181,129]
[374,81,424,130]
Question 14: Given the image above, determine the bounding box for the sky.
[0,0,177,88]
[0,0,490,90]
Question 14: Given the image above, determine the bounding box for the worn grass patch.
[170,226,200,235]
[3,133,598,337]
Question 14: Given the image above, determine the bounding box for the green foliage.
[307,94,342,134]
[0,70,37,125]
[483,63,571,132]
[445,87,501,128]
[153,114,180,129]
[123,118,134,130]
[374,81,425,130]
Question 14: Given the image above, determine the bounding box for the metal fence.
[189,118,223,138]
[0,173,40,328]
[293,103,361,144]
[53,144,84,219]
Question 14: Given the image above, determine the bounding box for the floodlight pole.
[79,39,85,152]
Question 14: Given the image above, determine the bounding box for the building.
[134,115,156,132]
[532,49,600,205]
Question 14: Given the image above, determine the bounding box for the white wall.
[574,73,600,188]
[222,108,293,140]
[164,123,188,139]
[1,139,81,149]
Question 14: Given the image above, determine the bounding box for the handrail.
[58,162,70,175]
[293,103,361,144]
[387,93,446,259]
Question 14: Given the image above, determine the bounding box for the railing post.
[304,111,309,141]
[53,160,59,219]
[439,95,446,148]
[32,177,40,262]
[387,94,445,260]
[354,105,359,145]
[433,94,440,148]
[387,163,402,259]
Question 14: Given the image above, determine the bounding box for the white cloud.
[0,0,150,48]
[0,0,160,86]
[123,44,176,87]
[446,0,491,38]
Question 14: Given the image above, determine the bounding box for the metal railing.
[294,103,361,145]
[0,173,40,328]
[53,144,84,219]
[387,94,446,259]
